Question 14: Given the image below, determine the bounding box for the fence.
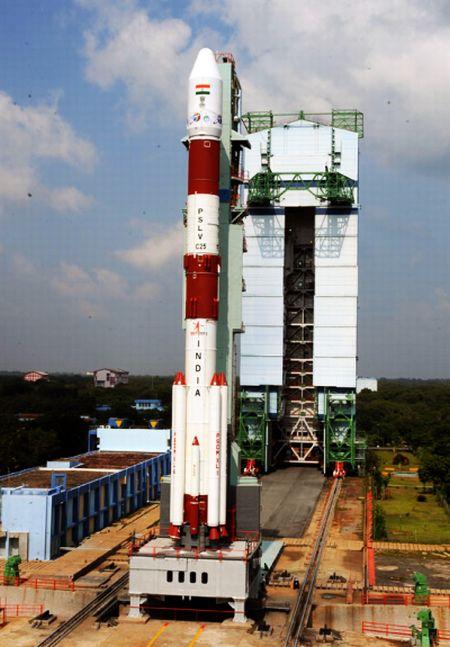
[0,602,44,619]
[363,592,414,606]
[363,591,450,608]
[25,577,75,591]
[0,575,75,591]
[362,620,450,642]
[365,491,376,586]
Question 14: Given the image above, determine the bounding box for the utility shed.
[238,110,365,472]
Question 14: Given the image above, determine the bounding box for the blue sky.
[0,0,449,378]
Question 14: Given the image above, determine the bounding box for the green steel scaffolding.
[237,390,269,471]
[247,169,355,207]
[241,109,364,138]
[323,390,356,470]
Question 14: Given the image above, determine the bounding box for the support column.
[230,598,247,623]
[128,594,144,619]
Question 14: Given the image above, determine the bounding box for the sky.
[0,0,449,378]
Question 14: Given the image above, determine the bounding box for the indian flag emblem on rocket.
[195,83,210,95]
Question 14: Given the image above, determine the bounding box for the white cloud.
[193,0,450,171]
[133,281,160,300]
[117,222,183,270]
[51,262,128,301]
[49,260,162,318]
[47,187,93,214]
[76,0,217,130]
[78,0,450,171]
[434,287,450,313]
[12,253,37,278]
[0,91,96,213]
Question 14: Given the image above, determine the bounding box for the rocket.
[169,48,228,545]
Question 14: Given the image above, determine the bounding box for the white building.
[356,377,378,393]
[93,368,129,388]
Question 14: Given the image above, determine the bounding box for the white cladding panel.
[314,358,357,388]
[316,213,358,237]
[315,235,357,267]
[315,266,358,297]
[244,121,359,182]
[314,297,357,327]
[243,297,284,326]
[269,124,331,174]
[241,356,283,386]
[241,325,283,355]
[245,236,284,267]
[243,267,284,295]
[314,207,358,388]
[242,122,359,389]
[314,327,357,357]
[241,212,284,386]
[244,213,285,239]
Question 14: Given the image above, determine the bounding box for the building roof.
[93,368,129,375]
[23,371,49,377]
[73,451,158,469]
[0,469,108,490]
[0,451,159,491]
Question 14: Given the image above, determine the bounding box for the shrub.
[373,503,388,540]
[417,494,427,502]
[393,453,409,466]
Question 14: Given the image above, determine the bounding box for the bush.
[417,494,427,502]
[393,453,409,466]
[373,503,388,540]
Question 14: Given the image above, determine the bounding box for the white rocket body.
[169,48,228,544]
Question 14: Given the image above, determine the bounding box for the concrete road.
[260,466,324,537]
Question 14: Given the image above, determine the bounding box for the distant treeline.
[0,374,172,475]
[358,379,450,500]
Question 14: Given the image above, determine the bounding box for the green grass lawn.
[374,448,419,468]
[380,484,450,544]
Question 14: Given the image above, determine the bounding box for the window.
[178,571,185,583]
[190,572,196,584]
[201,572,208,584]
[166,570,173,583]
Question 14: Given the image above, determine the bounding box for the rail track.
[283,478,342,646]
[36,572,129,647]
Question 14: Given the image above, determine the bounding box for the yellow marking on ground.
[147,622,170,646]
[187,624,206,646]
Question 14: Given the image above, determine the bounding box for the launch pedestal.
[129,537,261,623]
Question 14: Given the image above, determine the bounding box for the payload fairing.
[169,48,228,545]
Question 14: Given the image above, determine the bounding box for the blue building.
[0,449,170,561]
[134,399,164,412]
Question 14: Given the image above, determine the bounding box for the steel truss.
[241,109,364,138]
[237,389,268,470]
[276,232,322,465]
[323,390,356,470]
[247,170,355,207]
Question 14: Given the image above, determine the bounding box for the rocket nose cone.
[189,47,221,80]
